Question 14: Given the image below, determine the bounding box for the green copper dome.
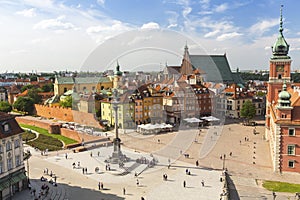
[114,62,123,76]
[278,82,291,107]
[272,5,290,58]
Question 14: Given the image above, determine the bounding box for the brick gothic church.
[265,7,300,173]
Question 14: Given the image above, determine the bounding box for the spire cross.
[279,5,283,33]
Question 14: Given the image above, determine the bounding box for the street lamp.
[222,154,226,170]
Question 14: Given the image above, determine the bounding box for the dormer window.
[2,122,10,133]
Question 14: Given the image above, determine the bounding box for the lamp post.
[222,154,226,170]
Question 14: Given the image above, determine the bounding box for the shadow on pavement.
[227,174,240,200]
[13,178,125,200]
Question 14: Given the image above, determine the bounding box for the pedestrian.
[136,179,139,186]
[98,151,100,157]
[141,197,145,200]
[272,191,276,200]
[158,139,160,143]
[65,153,68,159]
[98,182,101,190]
[183,180,186,188]
[201,180,205,187]
[82,168,84,174]
[229,152,232,156]
[101,182,103,190]
[220,155,222,160]
[85,167,87,174]
[78,161,80,168]
[123,187,126,195]
[245,137,247,141]
[196,160,199,167]
[239,140,241,145]
[90,152,93,157]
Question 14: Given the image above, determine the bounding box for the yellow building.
[54,76,113,96]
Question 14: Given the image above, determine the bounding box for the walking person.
[136,179,139,187]
[201,180,205,187]
[123,187,126,195]
[183,180,186,188]
[98,182,101,190]
[196,160,199,167]
[101,182,104,190]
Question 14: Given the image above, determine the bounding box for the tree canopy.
[28,88,42,104]
[0,101,12,113]
[13,97,35,114]
[59,95,72,108]
[240,100,256,123]
[41,83,54,92]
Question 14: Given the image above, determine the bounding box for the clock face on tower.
[276,65,284,72]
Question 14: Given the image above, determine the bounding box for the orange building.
[265,7,300,173]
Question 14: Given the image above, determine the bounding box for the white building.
[0,112,27,199]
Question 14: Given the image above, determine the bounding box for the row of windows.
[0,140,20,153]
[0,155,21,174]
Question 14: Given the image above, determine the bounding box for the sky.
[1,0,300,73]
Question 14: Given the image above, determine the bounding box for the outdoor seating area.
[136,123,173,135]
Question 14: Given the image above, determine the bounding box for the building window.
[281,114,287,118]
[287,145,295,155]
[288,128,295,136]
[6,141,12,151]
[3,123,10,132]
[7,158,12,170]
[15,155,21,166]
[288,160,295,168]
[14,139,20,148]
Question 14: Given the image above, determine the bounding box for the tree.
[240,100,256,125]
[28,88,42,104]
[13,97,35,114]
[0,101,12,113]
[42,83,54,92]
[59,95,72,108]
[20,85,34,92]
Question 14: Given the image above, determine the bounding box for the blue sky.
[1,0,300,72]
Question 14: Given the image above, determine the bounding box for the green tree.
[240,100,256,125]
[59,95,72,108]
[28,88,42,104]
[41,83,54,92]
[20,85,34,92]
[13,97,35,114]
[0,101,12,113]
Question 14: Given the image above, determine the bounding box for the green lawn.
[20,124,78,145]
[263,180,300,193]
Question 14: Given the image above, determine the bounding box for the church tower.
[180,44,193,75]
[113,62,123,89]
[266,5,291,128]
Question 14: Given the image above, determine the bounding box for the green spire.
[114,61,122,76]
[272,5,290,58]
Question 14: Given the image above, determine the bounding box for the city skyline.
[1,0,300,73]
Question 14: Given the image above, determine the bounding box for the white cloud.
[167,23,178,28]
[182,6,192,18]
[216,32,242,41]
[97,0,105,6]
[23,0,54,9]
[214,3,228,13]
[249,18,278,35]
[34,15,77,31]
[204,30,220,38]
[16,8,36,17]
[86,20,132,43]
[141,22,160,30]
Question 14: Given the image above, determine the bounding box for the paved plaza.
[13,117,300,200]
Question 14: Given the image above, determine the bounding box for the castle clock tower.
[266,5,291,128]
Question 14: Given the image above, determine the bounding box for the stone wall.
[34,104,102,128]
